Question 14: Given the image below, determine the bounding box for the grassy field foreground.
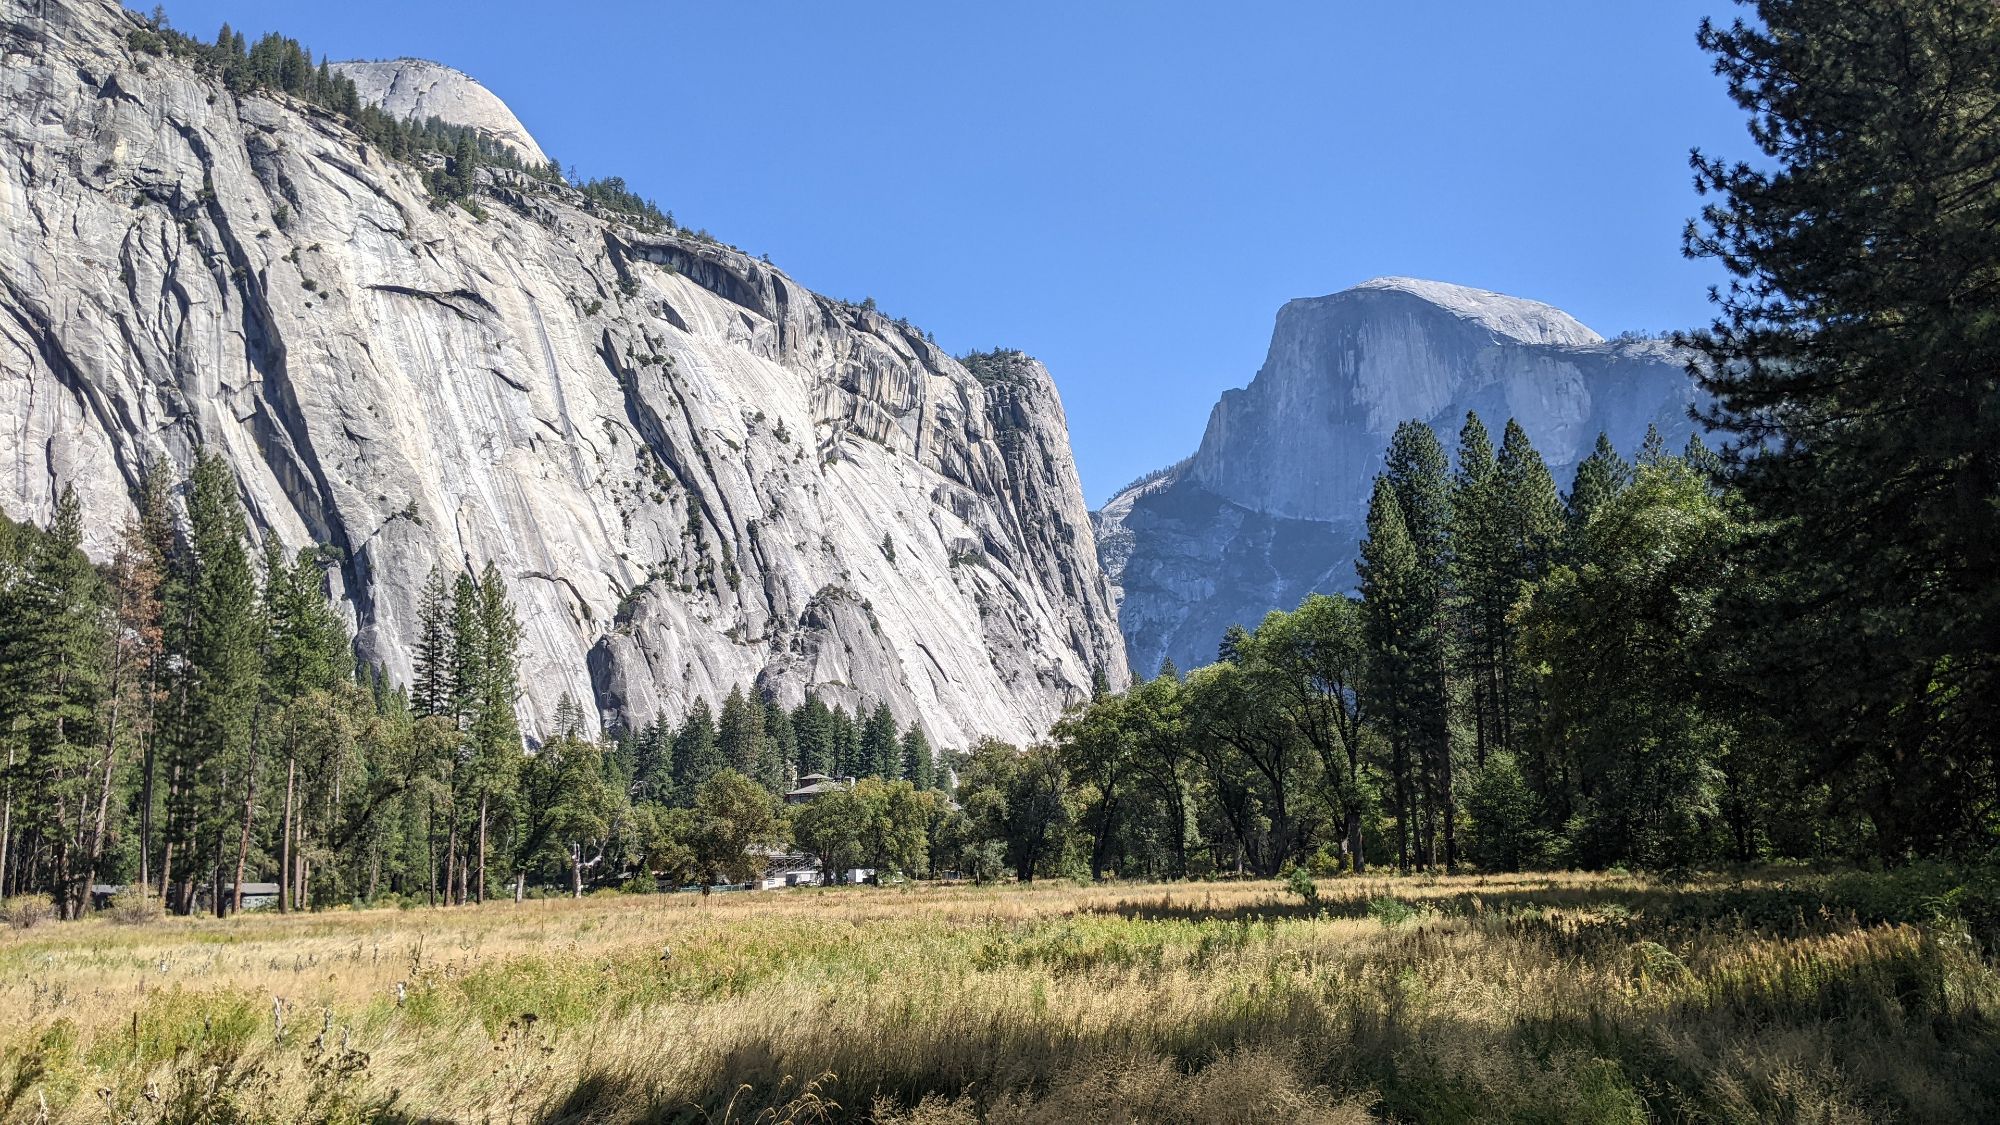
[1,872,1996,1124]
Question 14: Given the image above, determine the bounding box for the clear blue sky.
[138,1,1745,505]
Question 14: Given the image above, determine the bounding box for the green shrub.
[1284,866,1320,910]
[2,893,55,929]
[105,888,162,925]
[1368,896,1417,926]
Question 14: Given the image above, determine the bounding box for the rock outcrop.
[331,58,549,166]
[1097,277,1698,678]
[0,0,1127,745]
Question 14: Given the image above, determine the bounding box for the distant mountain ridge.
[1095,277,1700,677]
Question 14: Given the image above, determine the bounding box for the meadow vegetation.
[1,869,1995,1124]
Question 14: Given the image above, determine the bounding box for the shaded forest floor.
[2,869,1996,1123]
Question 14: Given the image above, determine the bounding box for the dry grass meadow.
[1,871,1996,1124]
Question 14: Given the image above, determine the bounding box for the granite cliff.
[0,0,1127,744]
[1097,277,1698,677]
[332,58,550,167]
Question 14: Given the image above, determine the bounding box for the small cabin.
[784,773,855,804]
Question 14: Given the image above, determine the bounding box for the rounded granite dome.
[1349,276,1604,347]
[331,58,548,167]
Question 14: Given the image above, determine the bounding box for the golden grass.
[0,872,1994,1123]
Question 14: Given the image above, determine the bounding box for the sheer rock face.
[1096,277,1698,678]
[331,58,549,167]
[0,0,1126,744]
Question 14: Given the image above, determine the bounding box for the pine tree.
[631,720,673,803]
[412,567,452,719]
[1686,0,2000,854]
[0,488,106,915]
[901,724,935,791]
[1448,412,1504,767]
[861,702,899,780]
[1379,423,1455,870]
[128,460,177,895]
[827,705,859,778]
[163,452,260,916]
[762,701,796,792]
[1564,432,1628,537]
[93,494,166,909]
[447,574,484,730]
[672,699,721,791]
[1492,420,1564,754]
[263,543,344,914]
[1357,476,1425,873]
[1683,432,1724,489]
[716,687,763,777]
[465,561,522,902]
[1637,423,1669,466]
[792,693,832,776]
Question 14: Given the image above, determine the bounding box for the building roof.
[785,780,850,799]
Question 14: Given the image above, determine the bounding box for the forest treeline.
[1032,422,1752,880]
[0,452,956,917]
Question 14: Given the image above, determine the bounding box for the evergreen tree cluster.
[0,453,398,917]
[120,7,696,220]
[573,177,674,232]
[618,689,942,806]
[0,448,960,910]
[1682,0,2000,859]
[1036,418,1792,879]
[0,449,919,913]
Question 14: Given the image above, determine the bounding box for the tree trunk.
[158,755,181,906]
[231,746,259,915]
[1394,738,1412,874]
[1168,785,1190,879]
[278,755,296,912]
[1346,807,1365,875]
[138,658,160,899]
[476,794,489,905]
[1089,794,1116,880]
[159,841,174,910]
[514,872,523,903]
[293,812,305,911]
[83,713,124,915]
[1442,752,1458,874]
[138,736,154,897]
[444,815,460,906]
[0,742,14,898]
[570,843,583,899]
[425,796,437,907]
[1472,682,1488,771]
